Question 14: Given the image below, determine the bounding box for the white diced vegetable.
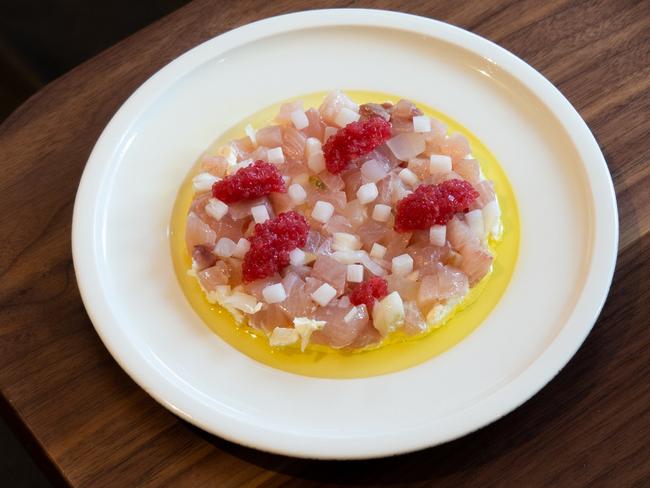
[391,253,414,276]
[214,237,237,258]
[429,154,452,173]
[357,182,379,204]
[370,243,387,259]
[372,204,391,222]
[262,283,287,304]
[429,224,446,247]
[231,238,250,259]
[465,209,485,238]
[312,200,334,223]
[267,146,285,165]
[332,232,362,252]
[412,115,431,133]
[399,168,419,186]
[251,204,270,224]
[334,107,360,127]
[205,198,228,221]
[347,264,364,283]
[288,183,307,205]
[289,248,307,266]
[192,172,220,193]
[269,327,299,347]
[245,124,257,146]
[372,291,405,336]
[311,283,337,306]
[290,109,309,130]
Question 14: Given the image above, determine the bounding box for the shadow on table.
[188,234,644,485]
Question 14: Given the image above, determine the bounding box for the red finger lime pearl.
[323,117,392,174]
[242,211,310,282]
[212,160,286,203]
[394,179,479,232]
[349,276,389,312]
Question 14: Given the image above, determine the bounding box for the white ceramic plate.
[72,9,617,459]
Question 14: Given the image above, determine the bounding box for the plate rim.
[72,8,618,459]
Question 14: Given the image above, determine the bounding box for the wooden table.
[1,0,648,486]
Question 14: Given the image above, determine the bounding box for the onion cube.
[269,327,299,347]
[357,182,379,204]
[399,168,419,186]
[312,200,334,223]
[214,237,236,258]
[465,209,485,238]
[290,109,309,130]
[263,283,287,304]
[429,154,452,173]
[251,205,270,224]
[429,224,447,247]
[347,264,364,283]
[412,115,431,133]
[372,204,391,222]
[192,172,220,193]
[334,107,360,128]
[205,198,228,221]
[245,124,257,146]
[332,232,362,251]
[311,283,337,306]
[267,147,285,165]
[370,243,387,259]
[288,183,307,205]
[392,253,414,276]
[305,138,325,173]
[289,248,307,266]
[231,238,250,259]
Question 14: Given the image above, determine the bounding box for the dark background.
[0,1,190,484]
[1,0,190,122]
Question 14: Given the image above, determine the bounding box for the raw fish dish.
[184,91,502,351]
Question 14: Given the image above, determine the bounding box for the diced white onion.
[214,237,237,258]
[192,172,220,193]
[289,248,307,266]
[312,201,334,223]
[332,250,366,264]
[245,124,257,146]
[370,243,387,259]
[288,183,307,205]
[360,159,388,183]
[251,205,270,224]
[231,238,250,259]
[205,198,228,221]
[357,182,379,204]
[332,232,362,252]
[269,327,299,347]
[267,147,285,165]
[465,209,485,239]
[412,115,431,133]
[372,203,391,222]
[308,152,326,173]
[262,283,287,304]
[347,264,364,283]
[311,283,337,306]
[399,168,419,186]
[387,132,426,161]
[359,253,386,276]
[392,253,414,276]
[344,306,362,323]
[483,200,502,237]
[334,107,360,127]
[429,224,446,247]
[429,154,452,173]
[290,109,309,130]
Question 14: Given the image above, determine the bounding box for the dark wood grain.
[1,0,648,486]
